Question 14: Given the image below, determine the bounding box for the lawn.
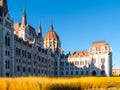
[0,77,120,90]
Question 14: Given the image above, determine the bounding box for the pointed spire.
[38,22,42,38]
[23,5,26,17]
[50,20,54,31]
[21,5,27,27]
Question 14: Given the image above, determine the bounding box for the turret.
[0,0,8,16]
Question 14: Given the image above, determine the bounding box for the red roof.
[68,51,89,58]
[90,41,111,52]
[44,30,59,41]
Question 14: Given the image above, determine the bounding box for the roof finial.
[50,20,54,31]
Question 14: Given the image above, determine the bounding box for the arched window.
[28,68,31,73]
[92,71,96,76]
[101,70,105,76]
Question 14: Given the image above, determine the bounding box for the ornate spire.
[0,0,8,16]
[50,21,54,31]
[38,22,42,38]
[21,5,27,27]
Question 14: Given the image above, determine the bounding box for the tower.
[0,0,15,77]
[15,6,36,41]
[37,22,43,48]
[0,0,8,16]
[89,41,112,76]
[44,22,61,53]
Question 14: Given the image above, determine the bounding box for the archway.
[101,70,105,76]
[92,71,96,76]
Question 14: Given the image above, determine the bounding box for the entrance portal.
[92,71,96,76]
[101,70,105,76]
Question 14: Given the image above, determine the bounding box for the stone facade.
[0,0,112,77]
[60,41,112,77]
[14,36,55,77]
[0,2,14,76]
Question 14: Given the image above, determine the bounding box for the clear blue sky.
[8,0,120,68]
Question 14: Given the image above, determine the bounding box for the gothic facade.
[0,0,112,77]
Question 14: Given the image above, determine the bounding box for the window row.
[16,48,31,58]
[60,61,88,66]
[16,66,49,74]
[61,71,88,76]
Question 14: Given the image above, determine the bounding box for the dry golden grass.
[0,77,120,90]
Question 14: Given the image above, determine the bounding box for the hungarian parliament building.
[0,0,112,77]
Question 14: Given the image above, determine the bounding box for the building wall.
[112,69,120,76]
[0,1,112,77]
[14,37,55,77]
[0,13,14,77]
[0,19,112,77]
[59,41,112,77]
[60,53,112,77]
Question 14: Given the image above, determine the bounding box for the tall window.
[5,33,10,47]
[5,60,10,69]
[23,67,26,72]
[71,71,73,75]
[5,36,7,46]
[28,52,31,59]
[17,66,20,72]
[66,71,68,75]
[76,71,78,75]
[28,68,31,73]
[16,48,21,56]
[8,37,10,46]
[81,71,83,75]
[5,50,7,56]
